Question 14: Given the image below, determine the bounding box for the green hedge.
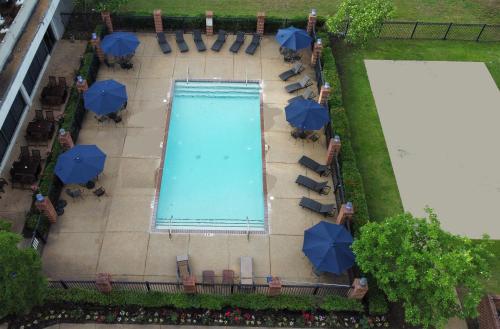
[45,289,363,313]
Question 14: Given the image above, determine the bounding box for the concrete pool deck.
[41,33,347,285]
[365,60,500,239]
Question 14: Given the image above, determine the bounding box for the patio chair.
[48,76,57,87]
[279,62,304,81]
[285,75,313,93]
[58,77,67,89]
[245,33,261,55]
[229,31,245,53]
[240,256,254,285]
[0,178,8,193]
[298,155,330,177]
[45,110,55,122]
[120,61,133,70]
[31,149,42,162]
[65,188,83,200]
[19,146,30,161]
[175,30,189,53]
[93,186,106,198]
[202,270,215,284]
[222,269,235,284]
[296,175,331,195]
[176,255,191,282]
[299,197,336,217]
[35,110,44,121]
[156,32,172,54]
[211,30,227,52]
[288,88,316,103]
[193,29,206,52]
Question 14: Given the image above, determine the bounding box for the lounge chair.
[175,30,189,52]
[202,270,215,284]
[296,175,331,195]
[240,256,254,285]
[211,30,227,52]
[298,155,330,177]
[193,30,206,52]
[222,269,235,284]
[245,33,261,55]
[285,75,313,93]
[176,255,191,281]
[279,62,304,81]
[156,32,172,54]
[288,89,316,103]
[299,197,336,217]
[229,31,245,53]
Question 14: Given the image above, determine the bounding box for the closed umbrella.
[55,145,106,184]
[275,27,313,51]
[101,32,140,57]
[302,221,355,274]
[84,79,127,115]
[285,99,329,130]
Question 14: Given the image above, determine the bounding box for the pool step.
[156,217,264,231]
[174,82,261,99]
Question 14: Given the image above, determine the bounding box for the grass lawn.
[333,39,500,293]
[121,0,500,24]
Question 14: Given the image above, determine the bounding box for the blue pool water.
[156,81,265,231]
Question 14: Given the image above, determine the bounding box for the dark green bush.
[321,295,364,312]
[45,288,364,313]
[368,285,389,315]
[0,219,12,232]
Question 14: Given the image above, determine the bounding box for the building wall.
[0,0,70,172]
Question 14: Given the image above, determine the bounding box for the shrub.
[368,285,389,315]
[0,219,12,232]
[321,295,364,312]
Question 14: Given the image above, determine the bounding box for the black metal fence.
[48,280,353,297]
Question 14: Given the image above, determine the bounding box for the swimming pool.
[155,81,266,232]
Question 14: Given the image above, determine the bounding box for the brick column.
[101,11,113,33]
[153,9,163,32]
[76,76,88,93]
[256,12,265,35]
[348,278,368,299]
[326,135,341,165]
[34,194,57,224]
[58,129,74,150]
[478,294,500,329]
[96,273,113,293]
[336,202,354,225]
[268,277,282,296]
[205,11,214,36]
[311,38,323,65]
[91,34,105,62]
[306,9,317,34]
[318,82,331,105]
[183,275,197,294]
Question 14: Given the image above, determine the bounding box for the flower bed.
[9,303,390,329]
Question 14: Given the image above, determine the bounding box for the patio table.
[41,84,67,106]
[26,119,54,142]
[10,158,41,187]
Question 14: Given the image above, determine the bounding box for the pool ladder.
[186,66,189,84]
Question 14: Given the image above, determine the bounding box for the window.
[0,91,27,163]
[22,28,54,95]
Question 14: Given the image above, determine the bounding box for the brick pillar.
[96,273,113,293]
[76,76,88,93]
[91,34,105,62]
[34,194,57,224]
[58,129,74,150]
[311,38,323,65]
[101,11,113,33]
[205,11,214,36]
[183,275,197,294]
[318,83,331,105]
[348,278,368,299]
[306,9,317,34]
[153,9,163,32]
[336,202,354,225]
[326,136,341,165]
[268,277,282,296]
[478,295,500,329]
[256,12,265,35]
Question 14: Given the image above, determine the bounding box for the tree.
[352,210,493,329]
[0,230,47,318]
[74,0,128,13]
[326,0,394,45]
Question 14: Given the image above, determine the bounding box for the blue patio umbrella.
[302,221,355,274]
[285,99,329,130]
[275,27,313,51]
[55,145,106,184]
[84,79,127,115]
[101,32,140,57]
